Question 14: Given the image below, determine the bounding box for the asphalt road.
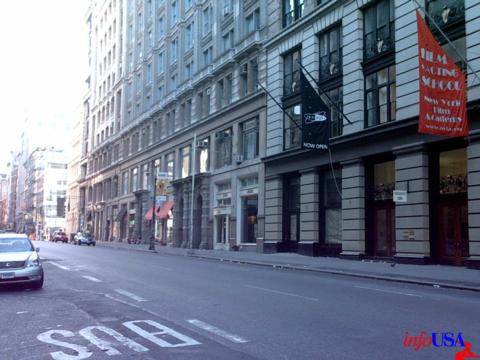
[1,241,479,360]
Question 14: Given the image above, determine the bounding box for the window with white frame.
[202,6,212,36]
[170,38,177,63]
[185,22,194,50]
[157,52,164,74]
[215,128,232,168]
[197,137,209,173]
[241,118,259,160]
[142,163,149,190]
[131,168,138,191]
[181,145,191,178]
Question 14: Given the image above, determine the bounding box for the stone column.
[393,146,430,264]
[467,133,480,269]
[340,160,365,259]
[199,179,211,249]
[263,175,282,253]
[298,169,320,256]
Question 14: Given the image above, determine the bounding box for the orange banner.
[416,10,468,137]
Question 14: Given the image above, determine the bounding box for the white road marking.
[82,275,102,283]
[245,284,319,302]
[114,289,147,302]
[187,319,248,344]
[79,325,148,355]
[48,262,70,271]
[124,320,201,348]
[16,311,28,315]
[354,285,423,298]
[37,330,91,360]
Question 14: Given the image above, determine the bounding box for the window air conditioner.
[235,154,243,164]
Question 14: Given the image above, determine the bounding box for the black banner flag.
[300,71,329,150]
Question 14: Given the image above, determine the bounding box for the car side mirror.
[36,247,40,253]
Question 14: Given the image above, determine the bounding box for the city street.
[1,242,479,360]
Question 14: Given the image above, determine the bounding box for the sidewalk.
[96,241,480,292]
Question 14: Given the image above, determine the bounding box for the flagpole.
[256,81,304,133]
[412,0,480,85]
[296,61,353,125]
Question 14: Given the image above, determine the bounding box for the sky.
[0,0,89,172]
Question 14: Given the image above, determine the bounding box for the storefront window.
[242,196,258,243]
[374,161,395,200]
[324,170,342,244]
[439,148,467,194]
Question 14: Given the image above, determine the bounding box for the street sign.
[393,190,407,203]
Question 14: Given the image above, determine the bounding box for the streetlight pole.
[149,168,156,251]
[189,133,197,249]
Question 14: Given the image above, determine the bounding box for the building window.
[166,152,175,179]
[157,52,164,74]
[215,128,232,168]
[170,74,177,91]
[283,175,300,242]
[131,168,138,192]
[146,63,152,84]
[222,30,234,52]
[185,22,194,50]
[365,65,396,127]
[283,48,301,97]
[157,16,165,38]
[147,30,153,50]
[185,61,193,80]
[142,163,149,190]
[185,0,193,10]
[181,146,191,178]
[364,0,395,61]
[426,0,465,41]
[283,104,302,149]
[240,63,248,97]
[122,171,129,195]
[322,86,343,137]
[171,1,178,26]
[224,73,232,105]
[283,0,304,28]
[203,6,212,36]
[323,170,342,244]
[241,118,259,160]
[319,25,342,82]
[245,8,260,34]
[170,38,177,63]
[137,41,143,62]
[203,46,212,67]
[197,138,209,173]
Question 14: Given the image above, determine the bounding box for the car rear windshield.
[58,232,66,236]
[0,238,34,253]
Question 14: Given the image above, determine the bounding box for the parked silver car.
[0,234,44,289]
[73,232,96,246]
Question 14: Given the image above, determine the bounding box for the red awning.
[157,201,173,219]
[144,206,158,221]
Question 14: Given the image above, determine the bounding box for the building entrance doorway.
[433,148,469,265]
[367,160,396,258]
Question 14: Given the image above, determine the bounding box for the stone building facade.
[79,0,267,250]
[262,0,480,267]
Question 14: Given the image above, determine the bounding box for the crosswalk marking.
[187,319,248,344]
[114,289,147,302]
[47,262,70,271]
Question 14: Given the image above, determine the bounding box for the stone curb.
[95,242,480,293]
